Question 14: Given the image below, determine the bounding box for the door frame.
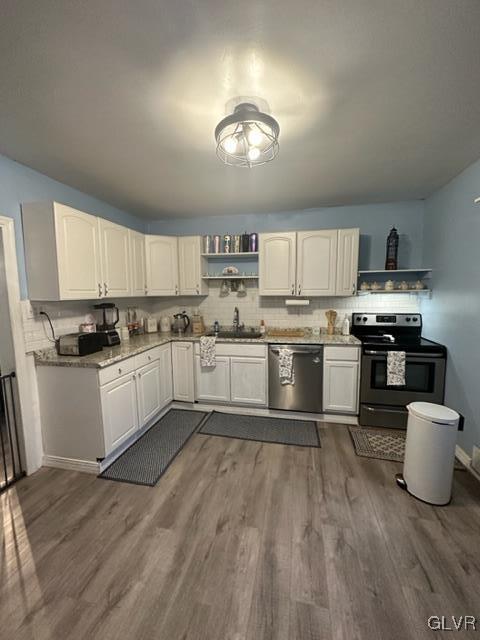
[0,215,43,474]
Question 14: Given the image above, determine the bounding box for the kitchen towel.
[387,351,406,386]
[278,348,295,385]
[200,336,216,367]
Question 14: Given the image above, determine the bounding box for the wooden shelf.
[201,252,259,258]
[358,268,432,275]
[202,275,258,280]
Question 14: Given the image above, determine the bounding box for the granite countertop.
[34,331,361,369]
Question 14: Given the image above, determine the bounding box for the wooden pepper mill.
[325,309,337,335]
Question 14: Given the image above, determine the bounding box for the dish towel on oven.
[278,348,295,385]
[387,351,406,386]
[200,336,216,368]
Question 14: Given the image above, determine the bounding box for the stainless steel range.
[351,313,447,428]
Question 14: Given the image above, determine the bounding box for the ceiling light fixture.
[215,102,280,168]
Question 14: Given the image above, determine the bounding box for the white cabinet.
[323,346,360,414]
[99,219,131,297]
[158,343,173,407]
[136,360,162,427]
[297,229,338,296]
[172,342,194,402]
[22,201,104,300]
[129,230,147,296]
[195,356,231,402]
[178,236,207,295]
[101,372,139,452]
[259,232,297,296]
[336,228,360,296]
[145,235,179,296]
[230,357,267,406]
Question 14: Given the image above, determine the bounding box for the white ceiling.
[1,1,480,219]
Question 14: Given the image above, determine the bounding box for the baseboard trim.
[43,455,100,474]
[170,401,358,424]
[455,445,480,483]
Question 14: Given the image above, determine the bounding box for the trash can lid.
[407,402,460,425]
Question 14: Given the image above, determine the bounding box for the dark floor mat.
[198,410,320,448]
[99,409,208,486]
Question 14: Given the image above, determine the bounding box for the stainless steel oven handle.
[363,405,408,413]
[364,350,444,358]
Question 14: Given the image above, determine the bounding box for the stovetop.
[359,335,446,353]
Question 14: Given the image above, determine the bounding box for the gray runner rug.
[198,411,320,447]
[99,409,207,486]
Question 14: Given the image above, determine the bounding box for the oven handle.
[363,405,407,414]
[364,350,445,358]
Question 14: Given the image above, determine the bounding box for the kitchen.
[1,2,480,639]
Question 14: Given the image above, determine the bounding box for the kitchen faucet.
[233,306,240,330]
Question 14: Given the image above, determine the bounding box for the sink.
[205,329,263,339]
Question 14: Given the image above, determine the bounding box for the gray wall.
[0,153,146,298]
[421,158,480,455]
[148,200,425,271]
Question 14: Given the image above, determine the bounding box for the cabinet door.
[129,230,147,296]
[230,357,267,406]
[54,203,102,299]
[101,373,139,454]
[259,232,297,296]
[158,343,173,408]
[336,228,360,296]
[99,219,131,297]
[145,235,179,296]
[136,360,162,427]
[297,229,338,296]
[171,342,194,402]
[323,361,359,413]
[178,236,207,295]
[194,355,231,402]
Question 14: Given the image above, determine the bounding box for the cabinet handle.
[298,284,302,295]
[104,282,108,296]
[118,368,122,374]
[291,284,295,295]
[148,355,151,361]
[98,283,102,297]
[196,284,200,294]
[175,285,179,295]
[138,372,141,378]
[352,282,356,295]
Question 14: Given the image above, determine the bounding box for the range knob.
[406,317,411,322]
[356,316,362,322]
[362,316,368,322]
[412,317,418,322]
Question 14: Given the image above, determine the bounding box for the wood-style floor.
[1,422,480,640]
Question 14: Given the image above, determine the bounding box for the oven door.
[361,350,446,406]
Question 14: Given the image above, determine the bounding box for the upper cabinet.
[259,228,359,297]
[258,232,297,296]
[178,236,207,295]
[336,228,360,297]
[99,219,131,297]
[23,202,103,300]
[297,229,338,296]
[129,230,147,296]
[145,235,179,296]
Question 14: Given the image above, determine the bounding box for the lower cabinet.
[172,341,195,402]
[323,346,360,414]
[193,343,268,406]
[101,372,139,453]
[195,356,231,402]
[230,357,267,406]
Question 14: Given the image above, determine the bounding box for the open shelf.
[358,268,432,275]
[201,252,259,258]
[358,288,431,295]
[202,275,258,280]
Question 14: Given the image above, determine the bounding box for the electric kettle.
[172,311,190,335]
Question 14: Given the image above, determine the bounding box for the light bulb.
[223,137,237,154]
[248,128,263,146]
[248,147,260,161]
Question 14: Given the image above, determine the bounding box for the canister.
[213,234,221,253]
[242,232,250,252]
[249,232,258,252]
[202,235,211,253]
[233,234,241,253]
[223,234,232,253]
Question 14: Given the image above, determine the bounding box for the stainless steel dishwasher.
[268,345,323,412]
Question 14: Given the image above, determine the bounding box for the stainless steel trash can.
[396,402,460,505]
